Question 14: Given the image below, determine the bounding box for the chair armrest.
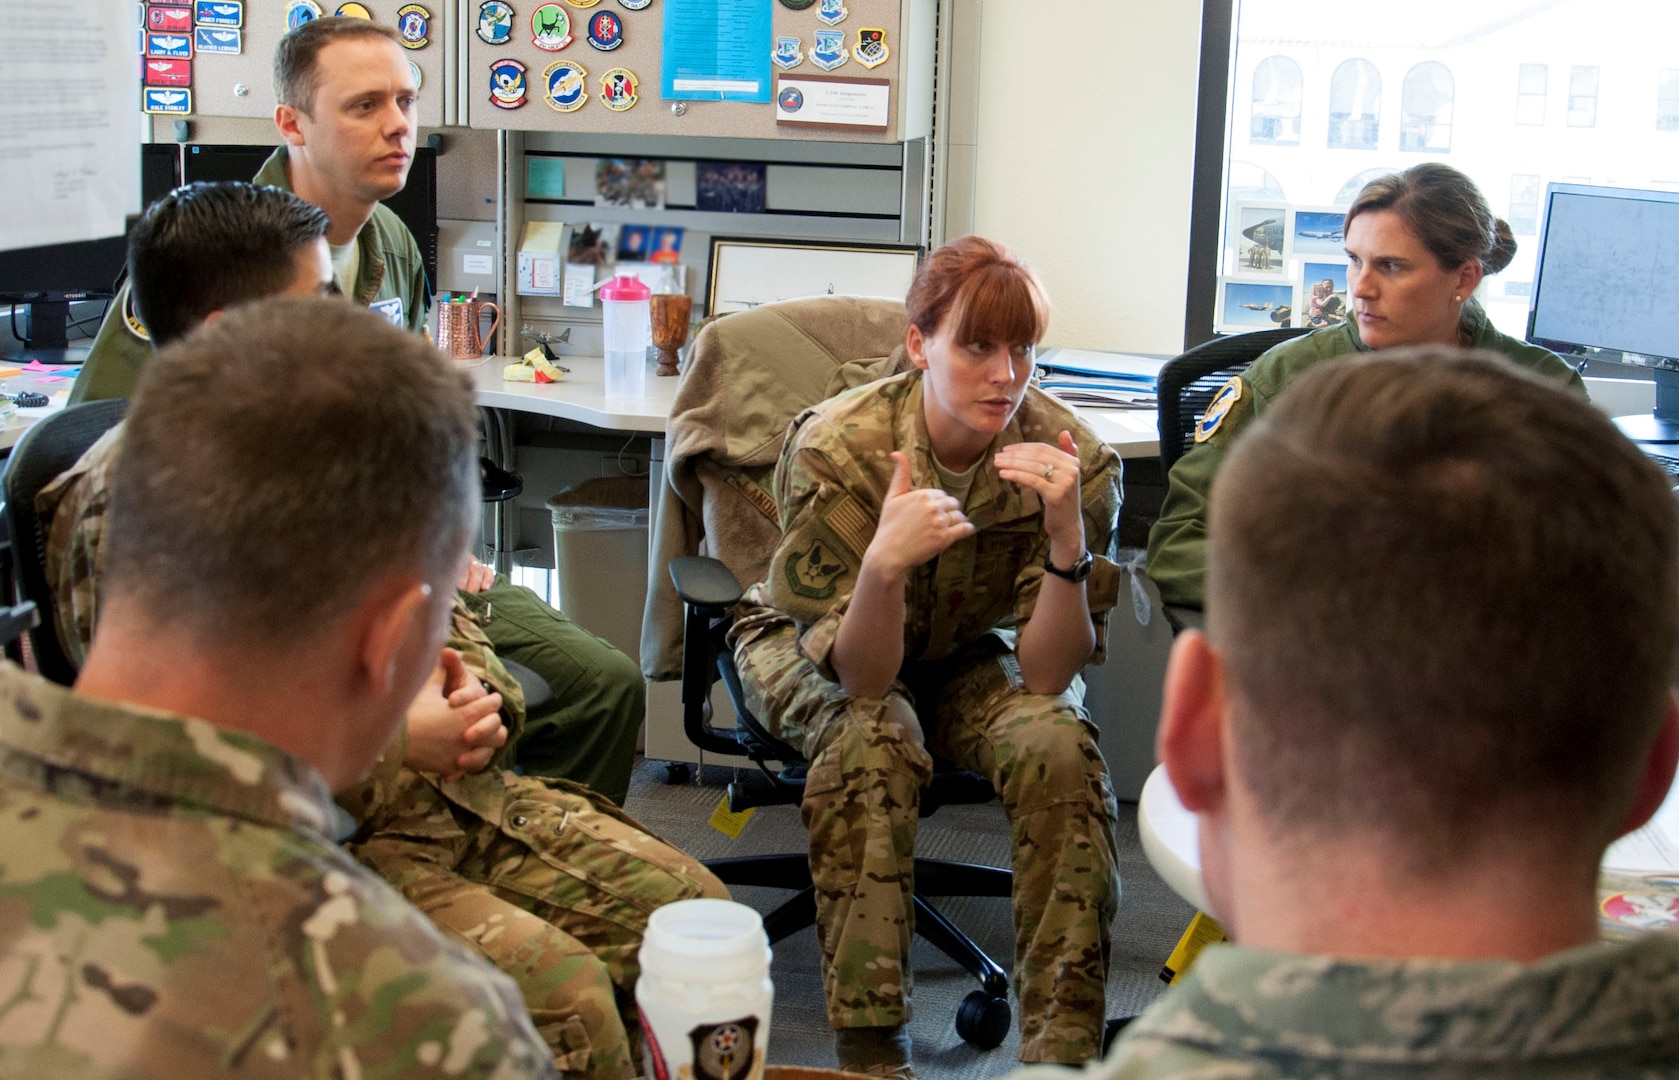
[670,555,744,609]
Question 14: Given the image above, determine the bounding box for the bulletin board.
[463,0,930,142]
[143,0,452,127]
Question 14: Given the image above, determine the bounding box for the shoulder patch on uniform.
[823,495,873,557]
[784,539,847,599]
[122,291,151,343]
[1194,376,1243,444]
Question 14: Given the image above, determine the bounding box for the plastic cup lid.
[599,274,651,301]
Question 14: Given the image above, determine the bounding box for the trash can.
[547,476,650,664]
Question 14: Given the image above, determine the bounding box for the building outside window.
[1509,174,1541,235]
[1327,59,1382,149]
[1250,56,1303,145]
[1516,63,1547,125]
[1400,62,1455,151]
[1658,68,1679,131]
[1567,66,1599,127]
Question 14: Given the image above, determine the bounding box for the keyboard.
[1644,450,1679,476]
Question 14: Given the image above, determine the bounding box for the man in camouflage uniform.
[0,298,554,1077]
[1014,350,1679,1079]
[730,363,1125,1068]
[36,182,727,1079]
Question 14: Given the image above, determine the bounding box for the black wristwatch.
[1044,549,1094,583]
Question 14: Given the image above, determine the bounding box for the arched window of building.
[1334,167,1401,206]
[1328,59,1381,149]
[1400,62,1454,151]
[1250,56,1302,145]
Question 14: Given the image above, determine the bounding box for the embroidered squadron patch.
[785,539,846,599]
[1194,375,1243,444]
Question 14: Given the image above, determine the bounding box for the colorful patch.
[540,58,587,111]
[369,296,405,326]
[285,0,321,28]
[823,495,873,558]
[148,6,191,32]
[585,9,620,49]
[476,0,513,43]
[771,35,802,70]
[122,291,151,342]
[810,28,845,70]
[1602,888,1679,931]
[143,87,193,113]
[1193,376,1243,444]
[194,26,240,52]
[776,84,803,112]
[530,2,571,48]
[852,26,888,68]
[144,57,193,84]
[334,2,372,17]
[777,0,814,8]
[488,57,527,108]
[146,31,192,57]
[784,540,846,599]
[194,0,242,26]
[815,0,846,23]
[563,0,600,7]
[396,3,430,47]
[598,66,637,110]
[407,59,423,90]
[616,0,649,8]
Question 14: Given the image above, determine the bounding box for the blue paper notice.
[661,0,772,103]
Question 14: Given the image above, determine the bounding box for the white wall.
[970,1,1204,355]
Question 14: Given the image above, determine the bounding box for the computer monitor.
[0,144,180,354]
[182,143,438,287]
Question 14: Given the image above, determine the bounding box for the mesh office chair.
[1156,327,1308,472]
[654,297,1017,1049]
[3,399,128,685]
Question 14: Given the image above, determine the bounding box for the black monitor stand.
[1614,367,1679,444]
[3,299,90,366]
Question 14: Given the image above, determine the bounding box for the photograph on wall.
[1233,202,1288,275]
[595,158,667,208]
[696,161,768,213]
[1217,277,1297,333]
[650,226,684,264]
[1291,208,1348,257]
[1300,260,1350,329]
[566,221,616,265]
[707,237,921,316]
[617,224,652,262]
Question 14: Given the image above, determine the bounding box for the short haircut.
[904,235,1051,349]
[274,16,403,116]
[129,181,329,345]
[1208,349,1678,867]
[104,298,479,648]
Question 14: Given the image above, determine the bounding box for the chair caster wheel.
[955,989,1010,1050]
[662,762,692,784]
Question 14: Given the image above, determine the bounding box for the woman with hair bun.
[1148,162,1586,609]
[728,235,1124,1075]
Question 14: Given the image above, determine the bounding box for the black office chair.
[476,456,550,710]
[1156,327,1308,473]
[3,399,128,685]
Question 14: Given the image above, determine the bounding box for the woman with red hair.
[730,236,1124,1075]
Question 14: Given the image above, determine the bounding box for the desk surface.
[474,355,1162,457]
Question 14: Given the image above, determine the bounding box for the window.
[1335,167,1401,206]
[1327,59,1381,149]
[1516,64,1547,125]
[1567,66,1599,127]
[1509,174,1541,235]
[1250,56,1303,145]
[1659,69,1679,131]
[1400,62,1454,151]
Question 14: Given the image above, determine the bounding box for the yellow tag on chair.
[708,794,756,838]
[1160,911,1226,985]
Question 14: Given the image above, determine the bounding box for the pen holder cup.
[439,300,502,360]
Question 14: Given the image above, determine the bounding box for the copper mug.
[438,299,502,359]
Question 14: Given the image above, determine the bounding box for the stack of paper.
[1036,348,1164,410]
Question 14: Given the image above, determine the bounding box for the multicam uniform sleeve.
[1011,437,1126,664]
[762,424,878,680]
[36,426,126,668]
[448,593,526,753]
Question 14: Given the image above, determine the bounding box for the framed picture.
[1217,277,1298,333]
[1300,260,1350,330]
[706,237,922,316]
[1291,206,1348,258]
[1232,201,1288,275]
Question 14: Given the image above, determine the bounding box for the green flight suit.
[68,147,429,404]
[1145,314,1587,609]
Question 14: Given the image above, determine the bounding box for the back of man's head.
[104,297,478,651]
[129,181,330,345]
[1209,349,1679,870]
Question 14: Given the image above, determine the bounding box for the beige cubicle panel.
[464,0,932,141]
[173,0,454,126]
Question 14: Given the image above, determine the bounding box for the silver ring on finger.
[1042,463,1055,480]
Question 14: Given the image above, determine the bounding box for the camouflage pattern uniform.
[728,370,1125,1064]
[1006,936,1679,1078]
[37,425,730,1080]
[0,662,555,1078]
[1145,313,1587,609]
